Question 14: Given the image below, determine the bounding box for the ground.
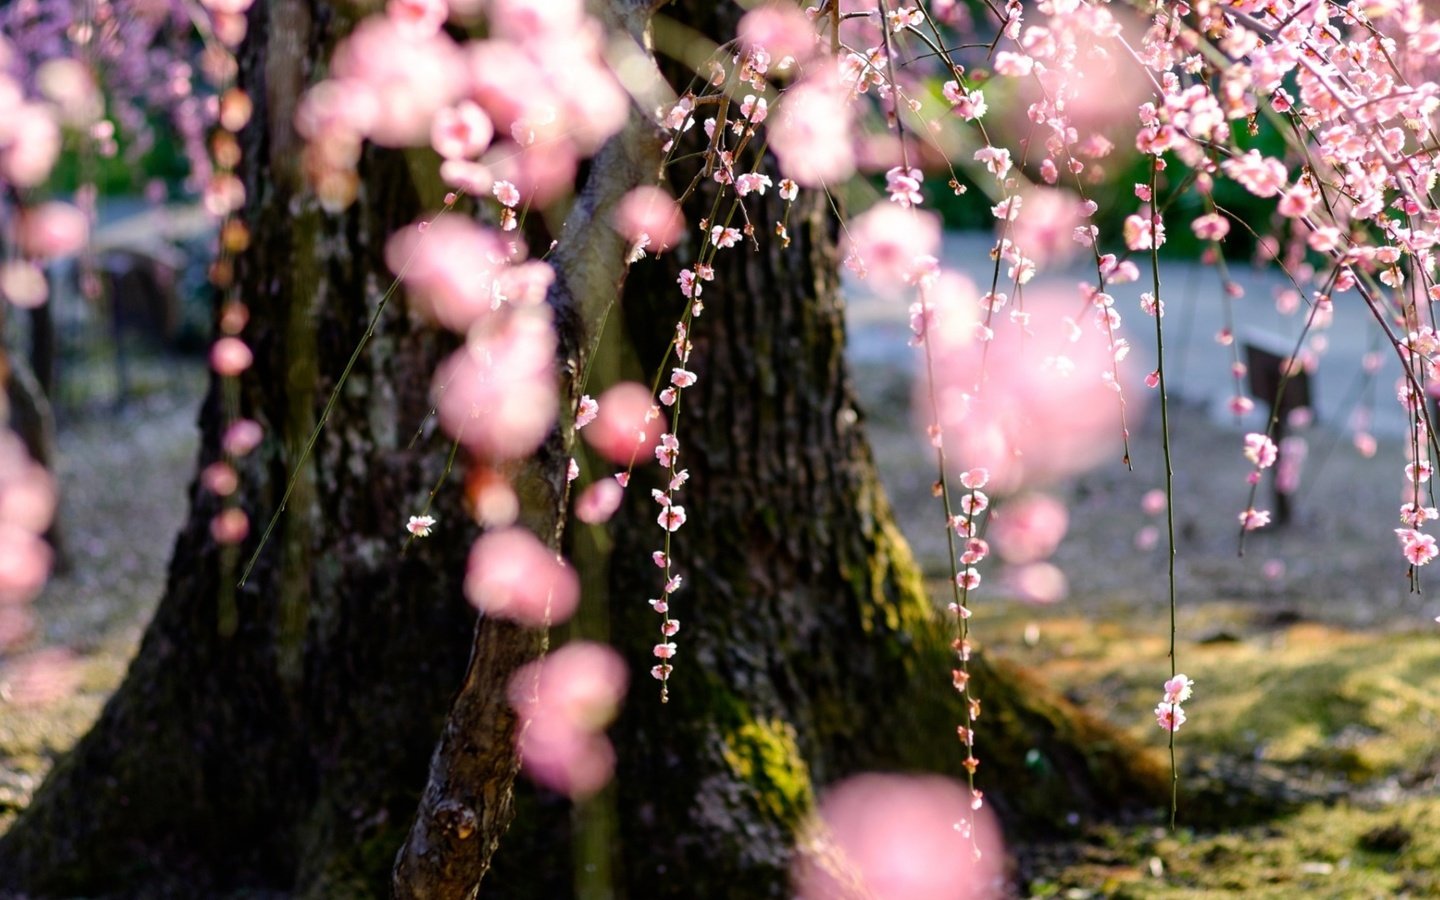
[3,336,1439,897]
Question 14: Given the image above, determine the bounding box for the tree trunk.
[486,6,1167,897]
[0,1,493,894]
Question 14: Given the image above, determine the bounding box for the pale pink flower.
[614,187,684,253]
[1,104,61,187]
[988,493,1069,564]
[200,463,239,497]
[1238,508,1271,531]
[1191,213,1230,241]
[0,262,47,309]
[793,774,1003,900]
[575,479,624,524]
[1243,433,1278,469]
[0,523,51,606]
[386,218,508,332]
[1163,674,1193,704]
[487,0,586,39]
[210,509,250,545]
[1005,561,1068,604]
[328,18,465,148]
[738,3,817,62]
[670,368,697,388]
[0,648,82,708]
[466,527,578,625]
[583,382,660,464]
[1155,702,1187,732]
[16,202,88,260]
[210,337,253,377]
[710,226,742,249]
[657,505,687,532]
[771,63,854,187]
[434,314,558,463]
[222,419,264,457]
[885,166,924,207]
[493,180,522,208]
[508,641,627,799]
[1141,489,1167,516]
[1221,150,1288,198]
[575,395,599,430]
[734,173,772,197]
[1397,528,1439,567]
[406,515,436,537]
[430,101,494,160]
[927,291,1139,493]
[847,203,941,286]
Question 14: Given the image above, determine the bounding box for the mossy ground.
[963,594,1440,897]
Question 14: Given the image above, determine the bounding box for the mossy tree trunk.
[488,6,1167,897]
[0,1,512,894]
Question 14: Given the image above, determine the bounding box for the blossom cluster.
[1155,674,1194,733]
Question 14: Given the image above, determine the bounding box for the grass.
[945,581,1440,896]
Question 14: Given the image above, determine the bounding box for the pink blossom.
[434,314,557,463]
[1141,489,1167,517]
[771,63,854,187]
[201,463,239,497]
[988,493,1069,564]
[737,3,818,63]
[1155,702,1187,732]
[1005,562,1068,604]
[430,101,494,160]
[793,774,1003,900]
[210,337,253,377]
[222,419,264,457]
[614,187,684,253]
[0,262,47,309]
[657,505,687,532]
[1221,150,1288,199]
[210,509,250,545]
[386,218,509,332]
[328,18,465,148]
[0,648,82,708]
[575,479,624,525]
[1191,213,1230,241]
[1243,433,1278,469]
[0,523,51,606]
[1163,674,1194,704]
[583,382,660,464]
[1397,528,1439,567]
[1,104,61,187]
[386,0,448,37]
[575,395,599,429]
[406,515,437,537]
[927,291,1139,493]
[16,202,88,259]
[466,527,578,625]
[508,641,627,799]
[1239,508,1271,531]
[885,166,924,207]
[847,203,941,286]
